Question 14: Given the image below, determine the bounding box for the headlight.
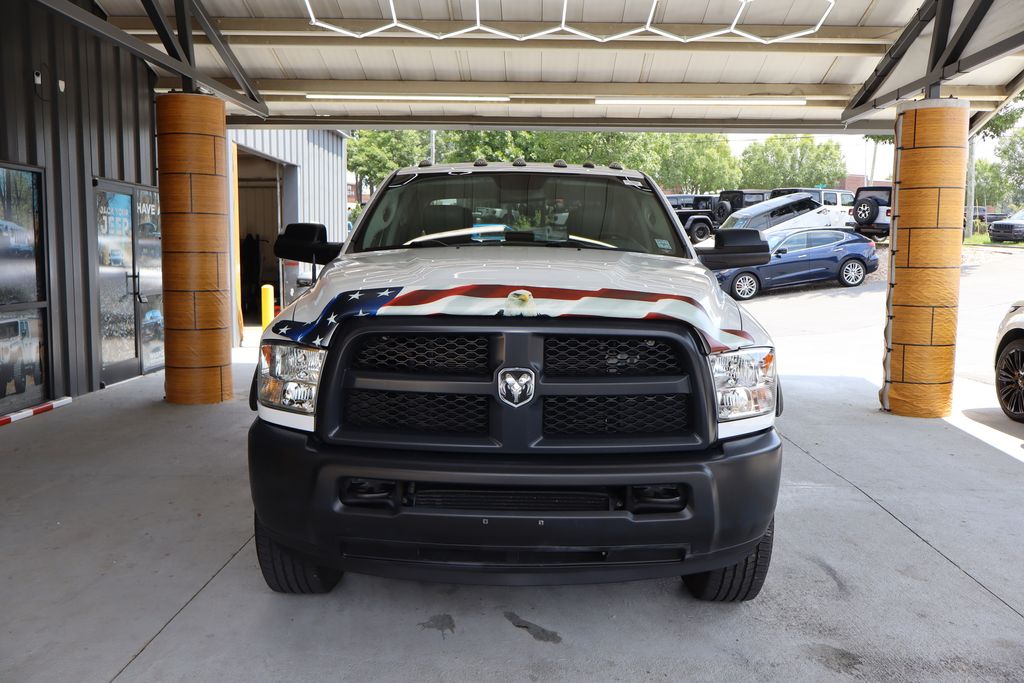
[708,347,776,421]
[258,342,326,414]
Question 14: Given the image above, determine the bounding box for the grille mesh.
[353,334,490,375]
[544,336,683,376]
[344,390,489,434]
[543,394,688,436]
[413,488,611,511]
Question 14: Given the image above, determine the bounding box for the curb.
[0,396,73,427]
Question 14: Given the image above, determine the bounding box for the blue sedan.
[715,227,879,300]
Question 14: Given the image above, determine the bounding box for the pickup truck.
[249,161,781,601]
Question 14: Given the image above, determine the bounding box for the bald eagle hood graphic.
[503,289,538,317]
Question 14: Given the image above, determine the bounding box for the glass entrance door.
[95,188,140,385]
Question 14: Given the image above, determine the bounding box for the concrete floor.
[3,248,1024,682]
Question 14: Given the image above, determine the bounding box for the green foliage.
[863,134,894,145]
[655,134,741,193]
[435,130,535,163]
[527,131,666,176]
[976,94,1024,141]
[347,130,428,191]
[973,159,1012,209]
[739,135,846,189]
[996,129,1024,204]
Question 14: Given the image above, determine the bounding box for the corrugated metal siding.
[0,0,156,398]
[229,129,349,241]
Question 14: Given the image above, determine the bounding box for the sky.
[726,133,1004,183]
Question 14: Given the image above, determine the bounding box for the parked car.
[717,192,835,232]
[988,209,1024,243]
[674,194,721,242]
[995,301,1024,422]
[141,308,164,341]
[848,186,892,238]
[0,219,34,257]
[0,317,41,399]
[665,194,694,210]
[715,189,770,223]
[714,227,879,300]
[770,187,854,225]
[251,161,781,601]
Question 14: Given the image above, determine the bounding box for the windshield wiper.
[406,239,456,248]
[542,239,618,251]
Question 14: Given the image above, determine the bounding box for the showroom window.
[0,163,48,414]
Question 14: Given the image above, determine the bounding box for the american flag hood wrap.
[266,248,760,353]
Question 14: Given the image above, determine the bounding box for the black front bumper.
[249,419,782,585]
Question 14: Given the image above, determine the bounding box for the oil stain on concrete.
[418,614,456,639]
[503,611,562,644]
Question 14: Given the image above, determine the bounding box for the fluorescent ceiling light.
[595,97,807,106]
[306,94,510,103]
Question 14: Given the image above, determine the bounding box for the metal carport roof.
[74,0,1024,134]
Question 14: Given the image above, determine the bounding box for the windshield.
[352,172,687,257]
[1011,208,1024,220]
[719,214,749,229]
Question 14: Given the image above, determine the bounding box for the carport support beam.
[156,93,233,404]
[881,98,970,418]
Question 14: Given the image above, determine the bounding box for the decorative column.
[156,93,232,403]
[881,98,969,417]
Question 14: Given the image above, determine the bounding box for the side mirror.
[775,247,788,255]
[274,223,344,265]
[696,229,771,270]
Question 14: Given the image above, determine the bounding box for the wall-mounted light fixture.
[305,94,512,103]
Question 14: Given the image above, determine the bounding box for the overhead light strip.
[595,97,808,106]
[301,0,835,45]
[306,94,511,102]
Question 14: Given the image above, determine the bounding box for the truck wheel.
[731,273,760,300]
[714,201,732,222]
[996,339,1024,423]
[692,222,711,242]
[14,374,26,394]
[838,259,866,287]
[254,513,342,594]
[683,519,773,602]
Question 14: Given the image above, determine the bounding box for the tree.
[740,135,846,189]
[528,131,666,177]
[655,134,740,193]
[435,130,535,163]
[347,130,427,201]
[996,129,1024,204]
[973,159,1013,210]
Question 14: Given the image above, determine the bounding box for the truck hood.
[266,246,763,352]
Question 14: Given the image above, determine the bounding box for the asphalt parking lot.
[2,248,1024,682]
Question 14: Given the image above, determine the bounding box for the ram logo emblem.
[497,368,536,407]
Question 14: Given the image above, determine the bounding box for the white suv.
[996,302,1024,422]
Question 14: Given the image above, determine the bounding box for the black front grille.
[325,320,706,452]
[353,334,490,375]
[543,394,689,436]
[344,390,489,434]
[545,336,683,376]
[412,487,612,511]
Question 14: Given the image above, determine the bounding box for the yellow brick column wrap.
[156,93,232,404]
[881,98,969,417]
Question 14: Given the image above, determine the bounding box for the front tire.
[684,520,773,602]
[731,272,760,300]
[996,339,1024,423]
[838,259,866,287]
[254,514,342,594]
[691,222,711,242]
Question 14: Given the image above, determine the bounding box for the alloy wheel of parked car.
[732,273,760,300]
[839,259,866,287]
[996,340,1024,423]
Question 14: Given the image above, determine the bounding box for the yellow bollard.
[261,284,275,330]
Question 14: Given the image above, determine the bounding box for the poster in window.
[0,310,46,414]
[0,166,44,306]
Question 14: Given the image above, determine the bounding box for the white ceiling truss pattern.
[302,0,836,45]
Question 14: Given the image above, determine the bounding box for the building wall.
[228,129,349,241]
[0,0,156,400]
